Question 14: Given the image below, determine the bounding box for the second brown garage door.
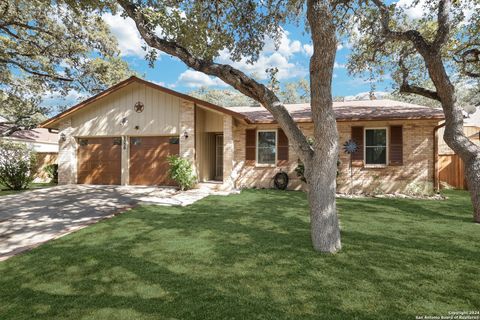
[129,136,179,185]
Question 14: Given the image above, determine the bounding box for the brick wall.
[226,119,439,195]
[179,100,197,176]
[57,119,77,184]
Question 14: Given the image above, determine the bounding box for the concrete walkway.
[0,185,234,261]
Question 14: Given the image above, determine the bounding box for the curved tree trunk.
[464,158,480,222]
[426,57,480,222]
[372,0,480,222]
[119,0,343,252]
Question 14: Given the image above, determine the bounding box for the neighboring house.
[41,76,445,194]
[437,107,480,189]
[0,124,59,182]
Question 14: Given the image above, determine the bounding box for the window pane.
[365,129,386,146]
[257,131,276,164]
[258,132,276,148]
[366,147,387,164]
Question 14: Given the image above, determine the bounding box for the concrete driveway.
[0,184,230,261]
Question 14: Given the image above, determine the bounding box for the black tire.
[273,172,289,190]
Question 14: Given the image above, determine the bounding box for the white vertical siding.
[70,82,181,137]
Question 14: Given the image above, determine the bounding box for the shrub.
[167,155,197,191]
[44,163,59,184]
[295,159,341,183]
[0,141,37,190]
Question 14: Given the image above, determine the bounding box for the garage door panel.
[77,137,121,185]
[129,136,179,185]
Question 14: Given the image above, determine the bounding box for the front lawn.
[0,189,478,319]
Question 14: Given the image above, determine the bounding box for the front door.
[215,134,223,181]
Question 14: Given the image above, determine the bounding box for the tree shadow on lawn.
[0,189,478,319]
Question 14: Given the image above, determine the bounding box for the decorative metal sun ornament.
[343,139,358,154]
[134,101,144,113]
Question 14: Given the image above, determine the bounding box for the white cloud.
[396,0,425,20]
[263,30,302,57]
[41,89,85,109]
[303,44,313,56]
[177,70,227,88]
[216,50,305,81]
[211,29,308,82]
[334,62,346,69]
[102,12,146,57]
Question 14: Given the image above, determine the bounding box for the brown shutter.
[351,126,364,166]
[245,129,256,166]
[277,128,289,166]
[389,125,403,165]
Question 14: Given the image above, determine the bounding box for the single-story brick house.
[41,76,445,194]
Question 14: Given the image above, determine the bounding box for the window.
[365,128,387,165]
[257,130,277,165]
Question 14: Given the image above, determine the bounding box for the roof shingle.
[227,100,445,123]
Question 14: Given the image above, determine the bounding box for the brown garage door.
[77,137,122,185]
[129,136,179,185]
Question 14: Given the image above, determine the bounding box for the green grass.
[0,189,478,319]
[0,182,56,196]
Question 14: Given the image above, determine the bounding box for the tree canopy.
[0,0,133,134]
[348,0,480,105]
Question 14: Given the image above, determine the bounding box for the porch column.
[121,136,129,185]
[222,115,235,190]
[179,100,197,176]
[57,119,77,185]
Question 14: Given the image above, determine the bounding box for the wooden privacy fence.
[34,152,58,182]
[438,154,468,190]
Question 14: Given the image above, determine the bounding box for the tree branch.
[434,0,451,47]
[0,58,73,82]
[370,0,431,54]
[399,82,441,101]
[397,51,441,101]
[117,0,314,161]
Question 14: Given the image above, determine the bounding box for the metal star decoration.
[343,139,358,154]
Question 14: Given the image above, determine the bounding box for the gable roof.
[40,76,445,129]
[40,76,249,129]
[227,100,445,123]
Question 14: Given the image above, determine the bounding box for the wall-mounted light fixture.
[59,133,66,142]
[134,125,140,130]
[183,131,189,139]
[121,117,128,126]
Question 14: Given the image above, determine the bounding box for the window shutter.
[277,128,289,166]
[245,129,256,166]
[351,126,364,166]
[389,125,403,165]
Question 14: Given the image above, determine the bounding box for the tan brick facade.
[180,101,196,167]
[225,119,440,195]
[57,119,77,185]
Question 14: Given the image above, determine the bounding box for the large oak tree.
[116,0,344,253]
[349,0,480,222]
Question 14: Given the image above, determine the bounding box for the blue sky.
[100,11,394,100]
